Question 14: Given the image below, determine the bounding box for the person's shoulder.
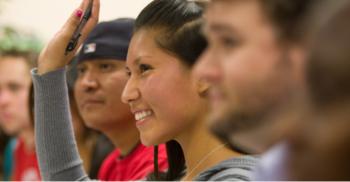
[97,148,120,179]
[195,155,259,181]
[100,149,120,168]
[14,138,24,151]
[221,155,259,168]
[104,148,120,160]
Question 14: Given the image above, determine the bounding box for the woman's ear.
[196,78,210,97]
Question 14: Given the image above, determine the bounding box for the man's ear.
[197,78,210,97]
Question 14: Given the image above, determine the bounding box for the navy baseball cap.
[76,18,135,63]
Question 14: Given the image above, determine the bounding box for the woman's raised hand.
[37,0,100,75]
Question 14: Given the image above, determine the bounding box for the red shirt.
[98,143,168,181]
[13,138,41,181]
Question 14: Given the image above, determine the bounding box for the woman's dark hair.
[148,140,186,181]
[134,0,207,67]
[134,0,207,180]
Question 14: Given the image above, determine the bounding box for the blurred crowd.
[1,0,350,181]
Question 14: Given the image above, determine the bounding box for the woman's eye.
[139,64,153,74]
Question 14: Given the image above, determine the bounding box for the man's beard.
[210,107,269,154]
[210,52,295,154]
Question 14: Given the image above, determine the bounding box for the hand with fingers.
[37,0,100,75]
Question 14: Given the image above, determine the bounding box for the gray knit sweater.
[194,156,258,181]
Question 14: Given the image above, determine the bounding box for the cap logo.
[84,43,96,54]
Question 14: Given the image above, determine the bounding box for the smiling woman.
[121,0,258,180]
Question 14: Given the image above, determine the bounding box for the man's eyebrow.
[208,22,237,34]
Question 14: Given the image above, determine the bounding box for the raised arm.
[32,0,100,180]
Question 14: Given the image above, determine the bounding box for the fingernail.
[76,10,83,18]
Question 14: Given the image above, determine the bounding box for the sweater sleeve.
[31,68,90,181]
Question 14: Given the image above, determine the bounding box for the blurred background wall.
[0,0,151,42]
